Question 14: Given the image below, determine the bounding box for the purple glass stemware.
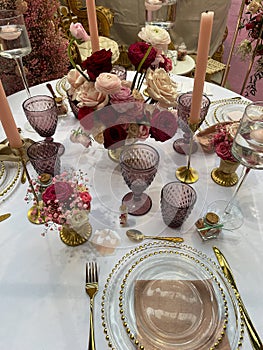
[120,143,159,216]
[23,95,64,154]
[27,141,60,177]
[173,92,210,154]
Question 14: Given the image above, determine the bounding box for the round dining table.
[0,73,262,350]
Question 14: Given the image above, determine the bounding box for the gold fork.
[85,262,98,350]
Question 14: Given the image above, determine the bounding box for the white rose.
[146,68,178,108]
[138,25,171,50]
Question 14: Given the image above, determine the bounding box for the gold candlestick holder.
[11,142,44,225]
[175,122,199,184]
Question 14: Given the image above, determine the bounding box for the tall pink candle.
[86,0,100,53]
[0,80,22,148]
[189,11,214,124]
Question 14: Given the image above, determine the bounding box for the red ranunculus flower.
[103,125,128,149]
[79,191,92,209]
[150,109,178,142]
[128,42,157,70]
[81,49,112,81]
[95,105,119,128]
[42,182,74,204]
[79,107,96,131]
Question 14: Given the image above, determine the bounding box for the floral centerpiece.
[211,123,240,186]
[25,170,92,246]
[237,0,263,96]
[213,123,238,162]
[66,23,179,150]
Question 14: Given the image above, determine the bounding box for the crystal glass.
[0,10,31,96]
[27,141,61,177]
[161,181,197,228]
[173,92,210,154]
[145,0,177,30]
[120,143,159,216]
[23,95,64,155]
[207,101,263,230]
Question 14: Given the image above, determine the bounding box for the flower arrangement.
[213,123,237,162]
[66,23,178,149]
[237,0,263,96]
[25,170,92,235]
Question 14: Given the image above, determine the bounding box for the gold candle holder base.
[11,141,44,225]
[27,203,45,225]
[175,166,199,184]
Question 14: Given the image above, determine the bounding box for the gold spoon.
[126,229,184,244]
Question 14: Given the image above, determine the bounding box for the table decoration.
[160,181,197,228]
[211,123,240,187]
[207,101,263,230]
[101,241,243,350]
[0,160,21,202]
[25,169,92,246]
[120,143,159,216]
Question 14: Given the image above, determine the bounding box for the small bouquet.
[66,23,178,149]
[25,170,92,235]
[213,123,237,162]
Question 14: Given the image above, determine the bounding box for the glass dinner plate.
[0,161,21,202]
[101,242,243,350]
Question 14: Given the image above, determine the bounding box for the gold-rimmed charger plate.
[101,242,243,350]
[0,161,21,202]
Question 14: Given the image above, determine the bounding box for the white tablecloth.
[0,75,262,349]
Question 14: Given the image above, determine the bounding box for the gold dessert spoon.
[126,229,184,244]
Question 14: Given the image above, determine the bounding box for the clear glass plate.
[101,242,243,350]
[0,161,21,202]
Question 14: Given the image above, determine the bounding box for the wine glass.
[207,101,263,230]
[0,10,31,97]
[22,95,65,155]
[120,143,159,216]
[173,92,210,154]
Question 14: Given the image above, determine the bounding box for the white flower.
[138,25,171,50]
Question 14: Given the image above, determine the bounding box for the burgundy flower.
[42,182,74,204]
[95,105,119,128]
[78,106,95,122]
[81,49,112,81]
[103,125,128,149]
[150,109,178,142]
[158,55,173,72]
[128,42,157,71]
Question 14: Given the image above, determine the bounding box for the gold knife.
[0,213,11,222]
[213,246,263,350]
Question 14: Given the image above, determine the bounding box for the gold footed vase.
[211,159,239,187]
[59,222,92,246]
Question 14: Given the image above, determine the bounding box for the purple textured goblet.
[120,143,159,216]
[161,181,197,228]
[23,95,64,154]
[173,92,210,154]
[27,141,61,177]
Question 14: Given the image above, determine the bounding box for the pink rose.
[69,22,90,42]
[110,86,136,112]
[75,81,109,109]
[95,73,122,95]
[67,69,86,91]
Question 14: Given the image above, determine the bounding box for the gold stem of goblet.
[11,142,43,225]
[175,122,199,184]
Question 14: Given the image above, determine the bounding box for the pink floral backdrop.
[0,0,69,96]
